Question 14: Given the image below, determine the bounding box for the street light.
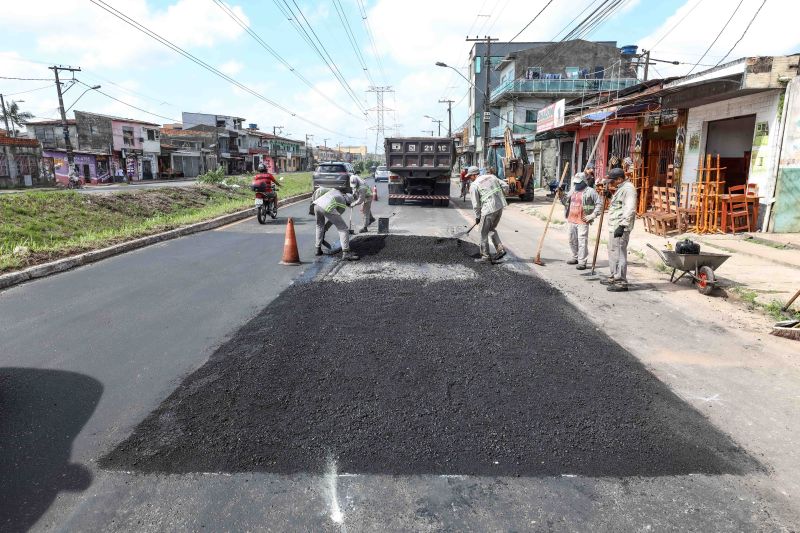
[66,84,101,112]
[424,114,443,136]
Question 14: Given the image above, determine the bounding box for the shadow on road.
[0,368,102,532]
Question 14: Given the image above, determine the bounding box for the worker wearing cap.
[313,188,359,261]
[584,162,596,188]
[469,165,509,262]
[560,172,602,270]
[603,167,637,291]
[349,173,374,233]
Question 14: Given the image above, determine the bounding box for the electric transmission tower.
[367,86,393,157]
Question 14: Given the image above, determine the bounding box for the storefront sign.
[537,99,565,133]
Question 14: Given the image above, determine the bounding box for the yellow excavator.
[486,126,534,201]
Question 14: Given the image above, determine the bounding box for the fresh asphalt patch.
[100,236,759,477]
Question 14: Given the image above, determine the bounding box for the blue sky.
[1,0,797,150]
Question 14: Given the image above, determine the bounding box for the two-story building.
[159,127,217,178]
[0,131,43,188]
[27,119,100,184]
[182,112,246,174]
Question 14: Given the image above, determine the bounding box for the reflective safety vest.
[314,189,348,214]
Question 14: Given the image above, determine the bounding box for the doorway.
[142,159,153,180]
[705,114,756,191]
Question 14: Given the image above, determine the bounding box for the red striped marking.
[388,195,450,200]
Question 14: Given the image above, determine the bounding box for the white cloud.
[3,0,248,70]
[638,0,800,77]
[219,60,244,76]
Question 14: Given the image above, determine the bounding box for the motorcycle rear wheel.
[268,198,278,219]
[257,204,267,224]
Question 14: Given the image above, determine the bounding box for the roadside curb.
[0,192,313,292]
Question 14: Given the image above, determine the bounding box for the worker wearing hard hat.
[349,173,375,233]
[312,188,359,261]
[603,167,638,291]
[469,165,509,262]
[560,172,602,270]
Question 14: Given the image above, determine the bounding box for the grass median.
[0,172,312,273]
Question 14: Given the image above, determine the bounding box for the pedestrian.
[602,167,637,292]
[584,162,596,188]
[469,165,509,262]
[560,172,602,270]
[349,173,374,233]
[312,188,359,261]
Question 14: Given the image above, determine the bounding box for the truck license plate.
[254,198,264,205]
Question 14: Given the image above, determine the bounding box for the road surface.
[1,180,799,531]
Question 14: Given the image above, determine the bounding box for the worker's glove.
[308,203,315,215]
[475,217,481,225]
[613,225,626,238]
[584,214,595,223]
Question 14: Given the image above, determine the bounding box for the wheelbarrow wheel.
[697,265,716,295]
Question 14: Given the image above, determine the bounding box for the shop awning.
[533,130,574,141]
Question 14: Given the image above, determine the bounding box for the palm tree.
[2,100,34,136]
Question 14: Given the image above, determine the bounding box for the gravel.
[100,235,760,477]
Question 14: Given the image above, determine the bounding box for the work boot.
[315,246,323,256]
[607,282,629,292]
[494,248,507,261]
[576,264,587,270]
[600,276,616,285]
[566,259,578,265]
[341,250,360,261]
[475,255,492,264]
[359,226,369,233]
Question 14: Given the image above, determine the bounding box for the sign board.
[536,99,565,133]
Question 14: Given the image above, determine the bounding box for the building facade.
[0,133,43,187]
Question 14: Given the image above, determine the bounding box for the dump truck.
[486,126,535,201]
[385,136,454,207]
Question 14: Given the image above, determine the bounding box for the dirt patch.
[100,236,760,477]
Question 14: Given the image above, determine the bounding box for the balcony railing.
[490,78,640,102]
[490,123,538,138]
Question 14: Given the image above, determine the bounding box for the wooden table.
[719,194,760,233]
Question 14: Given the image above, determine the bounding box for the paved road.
[1,180,799,531]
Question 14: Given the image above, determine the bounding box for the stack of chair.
[643,186,680,236]
[677,182,698,232]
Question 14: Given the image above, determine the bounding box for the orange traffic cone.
[279,217,301,265]
[372,185,378,201]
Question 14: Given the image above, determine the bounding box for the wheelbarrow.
[646,243,731,295]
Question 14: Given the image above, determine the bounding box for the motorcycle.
[252,181,278,224]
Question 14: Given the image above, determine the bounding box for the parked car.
[374,165,390,182]
[312,162,354,193]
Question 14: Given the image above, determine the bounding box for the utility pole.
[305,134,314,170]
[273,125,284,136]
[438,98,454,137]
[50,65,81,173]
[466,36,498,167]
[643,49,651,81]
[431,119,443,136]
[367,86,394,156]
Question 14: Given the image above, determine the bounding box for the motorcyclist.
[68,165,82,189]
[252,163,279,193]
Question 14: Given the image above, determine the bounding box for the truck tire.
[439,198,450,207]
[388,197,402,205]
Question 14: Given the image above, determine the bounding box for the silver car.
[312,162,354,193]
[374,165,390,182]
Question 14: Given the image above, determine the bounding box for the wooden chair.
[643,186,680,236]
[678,183,698,232]
[746,182,759,197]
[726,184,751,233]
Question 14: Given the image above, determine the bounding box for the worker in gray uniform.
[603,167,637,291]
[469,165,509,262]
[349,173,374,233]
[313,188,359,261]
[310,186,333,251]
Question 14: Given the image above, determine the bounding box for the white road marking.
[326,455,345,524]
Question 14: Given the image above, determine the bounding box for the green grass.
[0,175,313,273]
[730,286,800,321]
[744,235,793,250]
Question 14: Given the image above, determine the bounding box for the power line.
[355,0,388,84]
[714,0,768,67]
[510,0,555,43]
[685,0,745,75]
[80,71,180,110]
[648,0,705,51]
[551,0,600,40]
[74,79,179,122]
[88,0,358,138]
[4,84,52,96]
[274,0,367,115]
[331,0,375,86]
[212,0,363,119]
[0,76,52,81]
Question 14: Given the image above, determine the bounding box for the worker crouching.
[469,165,509,262]
[603,167,637,291]
[560,172,601,270]
[312,188,359,261]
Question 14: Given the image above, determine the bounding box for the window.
[526,67,541,80]
[475,56,481,74]
[89,124,98,135]
[565,67,580,79]
[122,126,134,146]
[146,129,157,141]
[525,110,537,123]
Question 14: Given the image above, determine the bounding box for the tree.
[2,100,34,136]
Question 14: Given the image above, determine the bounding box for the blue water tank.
[620,45,638,56]
[248,123,258,130]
